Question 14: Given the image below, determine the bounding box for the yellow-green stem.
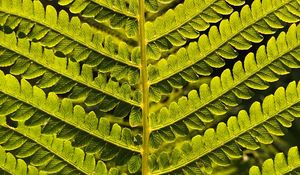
[138,0,150,174]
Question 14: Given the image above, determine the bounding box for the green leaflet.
[0,70,142,172]
[51,0,139,37]
[148,0,300,102]
[0,0,140,74]
[58,0,138,16]
[0,146,41,175]
[151,80,300,174]
[145,0,244,60]
[249,146,300,175]
[0,122,123,174]
[0,126,83,174]
[0,31,142,125]
[0,70,140,149]
[149,23,300,146]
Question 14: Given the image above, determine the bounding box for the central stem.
[138,0,150,174]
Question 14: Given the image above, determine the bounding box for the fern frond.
[148,0,300,102]
[0,71,141,153]
[0,31,142,126]
[0,0,140,73]
[249,146,300,175]
[0,122,136,174]
[0,146,38,175]
[2,0,300,174]
[145,0,244,60]
[59,0,138,17]
[48,0,139,37]
[149,24,300,147]
[0,75,142,172]
[0,125,86,174]
[151,80,300,174]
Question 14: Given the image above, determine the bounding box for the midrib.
[138,0,150,174]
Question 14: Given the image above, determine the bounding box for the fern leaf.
[249,146,300,175]
[149,23,300,145]
[0,125,87,174]
[145,0,244,60]
[62,0,138,17]
[151,80,300,174]
[2,0,300,174]
[0,71,141,154]
[0,122,131,174]
[0,146,39,175]
[0,0,140,75]
[48,0,139,37]
[148,0,300,101]
[0,31,142,126]
[0,74,142,172]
